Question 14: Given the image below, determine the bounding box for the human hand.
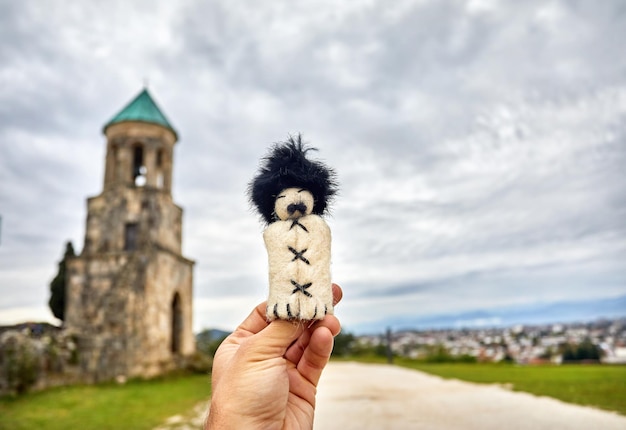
[205,284,343,430]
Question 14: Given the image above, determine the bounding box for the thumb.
[247,320,306,359]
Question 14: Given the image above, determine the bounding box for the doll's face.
[274,187,314,221]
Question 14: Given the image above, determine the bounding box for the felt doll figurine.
[249,135,338,321]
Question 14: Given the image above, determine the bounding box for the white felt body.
[264,214,333,321]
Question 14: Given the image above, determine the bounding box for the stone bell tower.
[65,89,195,382]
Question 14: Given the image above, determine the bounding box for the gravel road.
[314,362,626,430]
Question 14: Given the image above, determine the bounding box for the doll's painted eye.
[276,195,286,199]
[297,189,306,193]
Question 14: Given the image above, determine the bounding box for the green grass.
[393,359,626,416]
[0,373,211,430]
[3,361,624,428]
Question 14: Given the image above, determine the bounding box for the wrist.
[206,397,243,430]
[206,393,262,430]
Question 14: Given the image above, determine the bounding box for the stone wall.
[65,245,194,383]
[0,324,82,396]
[84,187,184,256]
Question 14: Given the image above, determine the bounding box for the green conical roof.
[103,88,177,137]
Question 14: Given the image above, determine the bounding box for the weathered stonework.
[0,324,82,395]
[65,93,195,383]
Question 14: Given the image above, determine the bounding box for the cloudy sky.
[1,0,624,334]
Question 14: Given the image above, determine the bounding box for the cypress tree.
[48,241,75,321]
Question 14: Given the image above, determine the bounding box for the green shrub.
[185,352,213,374]
[1,333,40,394]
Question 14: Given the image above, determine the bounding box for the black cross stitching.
[273,303,279,319]
[289,219,308,233]
[291,280,313,297]
[288,246,310,264]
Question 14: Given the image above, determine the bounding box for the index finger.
[234,302,270,337]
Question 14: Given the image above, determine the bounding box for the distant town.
[352,317,626,364]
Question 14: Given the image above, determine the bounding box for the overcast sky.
[1,0,624,333]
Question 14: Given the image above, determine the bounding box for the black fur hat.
[249,135,338,224]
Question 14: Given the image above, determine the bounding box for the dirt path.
[155,361,626,429]
[314,362,626,430]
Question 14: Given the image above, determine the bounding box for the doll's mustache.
[287,202,307,215]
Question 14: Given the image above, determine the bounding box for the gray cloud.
[0,0,624,332]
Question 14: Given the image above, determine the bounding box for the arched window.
[171,293,183,354]
[124,223,139,251]
[132,145,147,186]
